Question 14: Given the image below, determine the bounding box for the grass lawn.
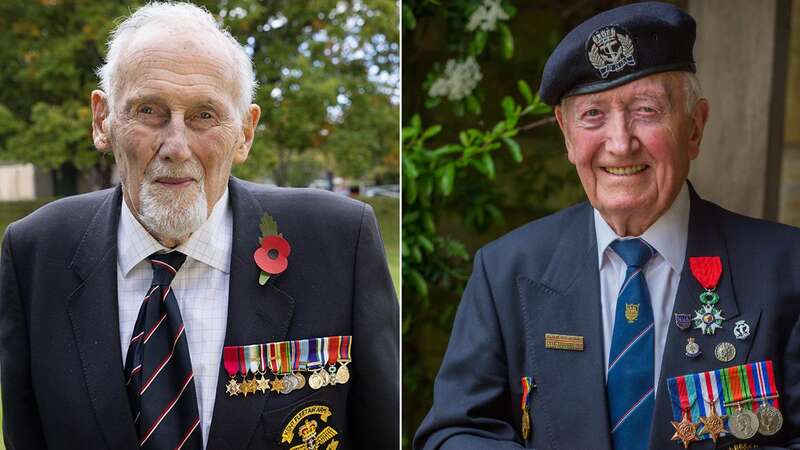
[359,196,400,295]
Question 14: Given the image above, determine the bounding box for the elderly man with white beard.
[0,3,398,450]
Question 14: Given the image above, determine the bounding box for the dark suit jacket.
[414,185,800,450]
[0,177,399,450]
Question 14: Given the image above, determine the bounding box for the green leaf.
[502,136,522,162]
[258,271,270,285]
[402,3,416,30]
[440,163,455,196]
[407,269,428,298]
[499,23,514,60]
[482,153,495,180]
[501,96,515,118]
[422,211,436,234]
[421,124,442,140]
[417,235,434,253]
[402,126,418,141]
[469,30,488,56]
[465,94,481,115]
[431,144,463,158]
[403,158,419,179]
[458,131,470,147]
[405,177,418,204]
[518,80,533,104]
[259,213,278,238]
[411,114,421,131]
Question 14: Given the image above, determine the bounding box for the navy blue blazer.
[415,185,800,450]
[0,178,399,449]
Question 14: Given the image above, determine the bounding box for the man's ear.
[687,98,709,160]
[233,104,261,164]
[554,104,576,164]
[91,90,111,152]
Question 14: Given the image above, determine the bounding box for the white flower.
[466,0,510,32]
[428,57,483,101]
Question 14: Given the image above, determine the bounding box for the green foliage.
[0,0,397,189]
[402,1,586,446]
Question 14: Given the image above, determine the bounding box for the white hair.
[96,2,257,116]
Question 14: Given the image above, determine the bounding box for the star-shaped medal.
[256,375,271,394]
[225,378,241,397]
[693,304,725,335]
[699,399,727,443]
[671,410,699,449]
[271,378,285,393]
[241,378,257,397]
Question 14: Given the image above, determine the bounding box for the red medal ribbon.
[280,341,291,374]
[520,377,533,410]
[689,256,722,290]
[260,343,267,373]
[327,336,340,365]
[238,346,248,375]
[268,342,279,374]
[223,346,240,378]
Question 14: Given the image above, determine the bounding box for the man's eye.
[198,111,213,119]
[640,106,656,113]
[585,109,601,117]
[139,106,153,114]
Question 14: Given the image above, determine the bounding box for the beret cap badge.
[587,26,636,79]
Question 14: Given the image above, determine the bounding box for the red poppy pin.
[253,213,291,285]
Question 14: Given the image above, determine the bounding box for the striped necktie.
[124,252,202,450]
[607,238,656,450]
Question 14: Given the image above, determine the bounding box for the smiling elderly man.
[0,3,398,450]
[415,3,800,450]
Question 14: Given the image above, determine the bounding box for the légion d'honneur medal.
[689,256,725,335]
[223,335,353,397]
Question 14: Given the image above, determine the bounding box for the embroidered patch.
[281,403,341,450]
[586,25,636,79]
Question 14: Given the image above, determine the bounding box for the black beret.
[539,2,696,106]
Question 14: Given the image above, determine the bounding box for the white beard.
[136,159,207,242]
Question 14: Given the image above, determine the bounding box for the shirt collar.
[594,181,690,273]
[118,188,233,276]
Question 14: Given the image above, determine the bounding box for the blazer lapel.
[649,186,757,448]
[206,179,295,450]
[66,186,139,449]
[518,203,613,450]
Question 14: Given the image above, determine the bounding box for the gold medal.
[699,399,726,443]
[521,407,531,440]
[756,404,783,435]
[670,410,699,449]
[225,377,241,397]
[271,377,285,393]
[255,373,270,394]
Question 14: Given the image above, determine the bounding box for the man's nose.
[158,115,192,162]
[605,111,635,155]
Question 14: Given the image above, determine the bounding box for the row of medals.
[226,362,350,397]
[680,290,783,440]
[679,397,783,442]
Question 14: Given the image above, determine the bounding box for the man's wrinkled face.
[555,72,706,230]
[92,25,258,244]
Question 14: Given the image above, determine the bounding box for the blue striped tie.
[607,238,655,450]
[124,252,202,450]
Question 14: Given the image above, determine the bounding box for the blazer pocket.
[261,383,350,448]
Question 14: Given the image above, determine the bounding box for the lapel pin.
[544,333,584,351]
[733,320,750,340]
[685,337,701,358]
[674,313,691,331]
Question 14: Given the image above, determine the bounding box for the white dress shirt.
[117,189,232,448]
[595,182,690,393]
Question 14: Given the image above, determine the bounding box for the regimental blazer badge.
[282,404,341,450]
[587,26,636,79]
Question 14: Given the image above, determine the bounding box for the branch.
[517,116,556,132]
